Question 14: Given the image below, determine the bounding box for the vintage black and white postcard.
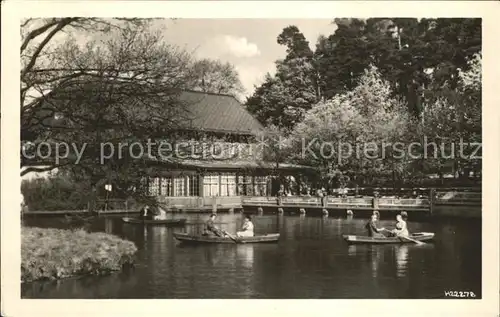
[1,1,499,317]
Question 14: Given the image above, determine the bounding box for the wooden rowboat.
[122,217,187,226]
[173,232,280,244]
[343,232,435,244]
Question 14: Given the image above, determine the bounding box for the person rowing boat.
[365,214,386,238]
[203,213,225,237]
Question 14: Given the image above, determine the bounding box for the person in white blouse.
[236,215,254,237]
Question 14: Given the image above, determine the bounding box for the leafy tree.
[314,18,481,118]
[421,53,481,180]
[245,25,318,129]
[314,18,370,99]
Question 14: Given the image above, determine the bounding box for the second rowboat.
[122,217,187,226]
[343,232,435,244]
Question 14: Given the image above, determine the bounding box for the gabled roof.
[179,90,263,135]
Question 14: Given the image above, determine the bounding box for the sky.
[153,19,337,97]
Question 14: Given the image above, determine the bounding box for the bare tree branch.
[21,18,61,53]
[22,18,79,79]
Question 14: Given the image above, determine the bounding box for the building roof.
[179,91,264,135]
[31,86,264,136]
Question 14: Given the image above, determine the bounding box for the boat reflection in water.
[236,244,255,269]
[347,244,404,278]
[395,245,409,278]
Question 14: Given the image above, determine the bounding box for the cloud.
[204,35,261,58]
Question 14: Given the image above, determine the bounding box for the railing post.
[373,197,379,210]
[212,197,217,213]
[429,188,435,216]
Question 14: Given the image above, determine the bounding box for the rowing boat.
[173,232,280,244]
[122,217,187,226]
[342,232,435,244]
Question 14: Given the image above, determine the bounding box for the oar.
[222,230,242,244]
[185,222,229,226]
[381,229,424,245]
[399,235,425,245]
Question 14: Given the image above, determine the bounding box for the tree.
[245,25,318,129]
[288,65,414,188]
[21,18,157,176]
[314,18,481,118]
[421,53,482,180]
[314,18,370,99]
[188,58,245,96]
[22,24,208,208]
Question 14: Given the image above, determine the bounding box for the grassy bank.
[21,227,137,283]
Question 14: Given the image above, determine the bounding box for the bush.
[21,173,91,211]
[21,227,137,283]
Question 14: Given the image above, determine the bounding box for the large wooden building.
[141,90,313,210]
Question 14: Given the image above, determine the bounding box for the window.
[237,175,254,196]
[173,176,186,197]
[203,174,219,196]
[254,176,268,196]
[140,177,148,195]
[148,177,160,196]
[220,173,237,196]
[160,177,172,196]
[188,175,200,196]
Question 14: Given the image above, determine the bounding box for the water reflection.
[104,217,113,233]
[395,245,409,278]
[22,213,482,299]
[236,245,254,269]
[369,246,383,278]
[347,245,358,257]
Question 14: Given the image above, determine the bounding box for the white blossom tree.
[288,65,414,188]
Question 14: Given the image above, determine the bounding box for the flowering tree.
[288,65,414,188]
[422,53,482,180]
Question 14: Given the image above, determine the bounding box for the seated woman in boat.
[203,214,224,237]
[236,215,254,237]
[372,210,380,220]
[391,214,409,237]
[365,214,386,238]
[153,206,168,220]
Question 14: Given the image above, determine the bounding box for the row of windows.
[144,173,269,197]
[145,175,200,197]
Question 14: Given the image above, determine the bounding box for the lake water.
[22,212,482,299]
